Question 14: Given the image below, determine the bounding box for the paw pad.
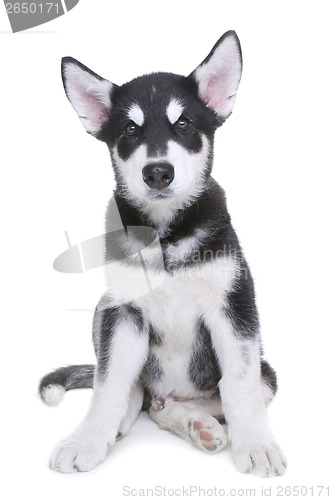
[190,418,227,453]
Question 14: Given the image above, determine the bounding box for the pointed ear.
[189,31,242,121]
[61,57,115,136]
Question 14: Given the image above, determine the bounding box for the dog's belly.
[137,257,238,399]
[144,300,204,399]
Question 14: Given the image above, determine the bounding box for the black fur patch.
[142,388,153,411]
[189,319,222,391]
[260,359,278,396]
[140,352,163,393]
[224,263,260,339]
[126,303,145,331]
[96,303,145,379]
[149,324,163,346]
[95,306,120,379]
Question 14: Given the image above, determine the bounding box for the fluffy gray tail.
[39,364,95,407]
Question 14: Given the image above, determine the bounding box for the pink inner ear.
[82,92,110,126]
[196,39,241,118]
[204,76,225,111]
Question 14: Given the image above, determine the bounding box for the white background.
[1,1,332,498]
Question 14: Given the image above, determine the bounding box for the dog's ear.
[61,57,115,136]
[189,31,242,121]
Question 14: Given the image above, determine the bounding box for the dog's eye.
[175,117,190,131]
[125,123,137,136]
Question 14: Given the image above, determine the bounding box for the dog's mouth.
[146,188,174,200]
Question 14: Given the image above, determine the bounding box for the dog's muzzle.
[142,162,174,190]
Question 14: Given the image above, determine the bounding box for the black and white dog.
[40,31,287,476]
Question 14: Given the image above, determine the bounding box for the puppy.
[40,30,287,476]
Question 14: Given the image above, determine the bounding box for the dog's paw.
[189,415,227,453]
[49,430,115,473]
[232,439,287,477]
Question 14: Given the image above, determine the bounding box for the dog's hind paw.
[189,415,227,453]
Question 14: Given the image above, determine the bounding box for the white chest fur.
[136,256,238,398]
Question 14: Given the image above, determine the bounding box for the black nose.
[142,163,174,190]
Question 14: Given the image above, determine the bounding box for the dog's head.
[61,31,242,223]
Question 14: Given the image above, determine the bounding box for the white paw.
[49,429,115,473]
[189,414,228,453]
[232,439,287,477]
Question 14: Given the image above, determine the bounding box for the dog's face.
[61,31,242,221]
[103,73,219,211]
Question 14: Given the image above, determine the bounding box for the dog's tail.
[39,364,95,407]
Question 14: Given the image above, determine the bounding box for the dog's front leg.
[206,312,287,477]
[50,307,149,473]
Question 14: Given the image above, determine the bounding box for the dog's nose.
[142,163,174,190]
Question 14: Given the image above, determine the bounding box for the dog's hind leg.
[149,398,228,453]
[148,365,275,455]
